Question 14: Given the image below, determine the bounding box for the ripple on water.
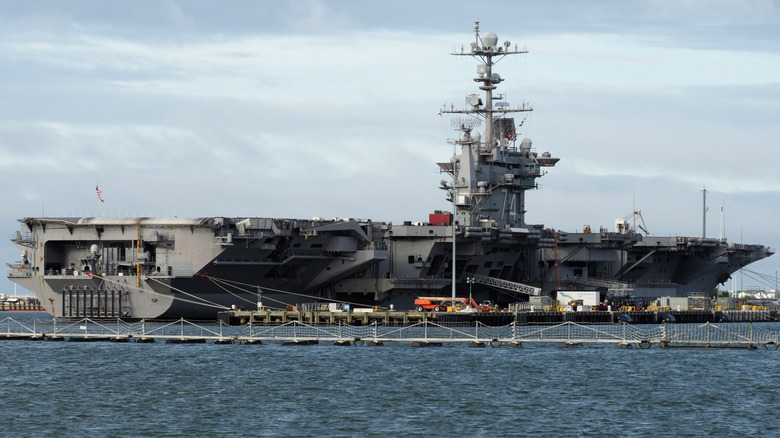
[1,320,779,437]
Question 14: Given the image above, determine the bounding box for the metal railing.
[1,317,778,348]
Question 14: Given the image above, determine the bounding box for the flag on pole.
[96,185,104,203]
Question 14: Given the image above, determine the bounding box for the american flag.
[96,185,104,203]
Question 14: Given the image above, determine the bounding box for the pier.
[1,317,778,349]
[218,308,777,326]
[0,297,44,312]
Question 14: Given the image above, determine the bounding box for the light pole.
[467,276,475,307]
[451,179,457,311]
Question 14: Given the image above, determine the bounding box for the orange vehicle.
[414,297,452,312]
[414,296,492,312]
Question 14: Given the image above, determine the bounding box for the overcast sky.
[2,0,779,295]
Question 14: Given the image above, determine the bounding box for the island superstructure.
[7,23,772,319]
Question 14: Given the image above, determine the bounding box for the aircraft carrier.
[7,23,773,319]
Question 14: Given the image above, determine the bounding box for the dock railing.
[1,317,779,348]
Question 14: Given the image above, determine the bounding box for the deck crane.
[628,210,649,235]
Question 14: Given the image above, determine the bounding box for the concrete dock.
[218,308,777,326]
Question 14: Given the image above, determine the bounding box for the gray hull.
[7,216,771,319]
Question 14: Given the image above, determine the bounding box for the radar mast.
[439,22,558,230]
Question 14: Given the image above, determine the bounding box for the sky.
[2,0,779,295]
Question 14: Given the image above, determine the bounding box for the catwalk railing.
[1,317,779,348]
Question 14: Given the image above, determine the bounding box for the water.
[1,312,778,437]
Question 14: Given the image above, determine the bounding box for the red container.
[428,213,451,226]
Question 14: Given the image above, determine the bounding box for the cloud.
[278,0,355,33]
[640,0,779,21]
[165,1,196,29]
[1,1,778,295]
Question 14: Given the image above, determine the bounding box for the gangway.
[567,277,634,298]
[471,274,542,296]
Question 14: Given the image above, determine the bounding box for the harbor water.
[1,312,778,437]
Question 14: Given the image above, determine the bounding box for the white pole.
[452,181,457,310]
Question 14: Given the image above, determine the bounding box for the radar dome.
[520,138,532,153]
[480,32,498,50]
[460,131,482,144]
[90,244,99,254]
